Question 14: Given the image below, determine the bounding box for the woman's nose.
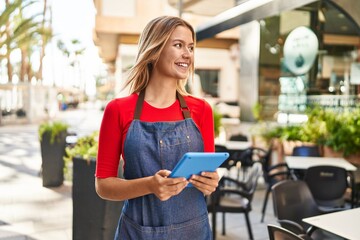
[182,48,191,58]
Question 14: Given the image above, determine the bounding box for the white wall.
[102,0,136,17]
[195,48,239,102]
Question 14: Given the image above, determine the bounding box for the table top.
[215,140,252,151]
[303,208,360,240]
[285,156,357,171]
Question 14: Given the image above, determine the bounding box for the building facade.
[93,0,360,122]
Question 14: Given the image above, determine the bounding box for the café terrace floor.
[0,107,280,240]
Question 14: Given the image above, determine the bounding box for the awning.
[196,0,317,41]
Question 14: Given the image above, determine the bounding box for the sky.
[43,0,105,96]
[51,0,96,49]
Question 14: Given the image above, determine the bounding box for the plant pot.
[72,157,123,240]
[323,146,360,165]
[40,131,67,187]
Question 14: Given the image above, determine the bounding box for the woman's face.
[154,26,194,82]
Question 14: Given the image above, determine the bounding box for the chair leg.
[212,210,217,240]
[222,212,226,235]
[244,212,254,240]
[261,186,271,222]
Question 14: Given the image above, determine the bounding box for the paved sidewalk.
[0,106,103,240]
[0,124,72,240]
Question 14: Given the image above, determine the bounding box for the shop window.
[195,69,219,97]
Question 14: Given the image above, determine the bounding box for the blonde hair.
[124,16,195,95]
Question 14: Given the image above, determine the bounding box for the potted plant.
[38,121,69,187]
[259,107,326,158]
[318,109,360,165]
[64,131,123,240]
[213,107,222,138]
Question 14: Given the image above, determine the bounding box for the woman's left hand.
[189,171,219,196]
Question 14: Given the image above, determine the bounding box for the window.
[195,69,219,97]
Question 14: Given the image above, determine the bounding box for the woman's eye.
[188,46,194,52]
[175,43,182,48]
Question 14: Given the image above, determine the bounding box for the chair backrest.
[243,162,262,198]
[235,147,268,168]
[215,144,235,170]
[259,146,273,172]
[267,224,305,240]
[304,165,348,207]
[217,161,262,199]
[272,180,321,230]
[292,146,320,157]
[229,133,248,142]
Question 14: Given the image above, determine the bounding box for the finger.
[190,176,217,193]
[169,181,188,195]
[157,169,172,177]
[167,177,188,185]
[201,171,220,182]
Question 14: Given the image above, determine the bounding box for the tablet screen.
[169,152,229,187]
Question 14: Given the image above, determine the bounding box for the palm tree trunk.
[37,0,48,82]
[20,48,28,82]
[5,0,13,82]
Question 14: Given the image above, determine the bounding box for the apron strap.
[177,92,191,119]
[134,89,145,120]
[134,89,191,119]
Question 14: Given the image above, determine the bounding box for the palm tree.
[37,0,52,81]
[0,0,52,82]
[56,39,86,89]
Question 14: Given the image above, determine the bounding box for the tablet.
[169,152,229,187]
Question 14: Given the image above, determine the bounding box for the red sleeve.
[198,100,215,152]
[95,100,122,178]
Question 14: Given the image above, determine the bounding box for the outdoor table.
[303,208,360,240]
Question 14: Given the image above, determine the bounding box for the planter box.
[40,131,67,187]
[72,157,123,240]
[323,146,360,165]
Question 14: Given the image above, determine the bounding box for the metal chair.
[207,162,262,240]
[267,224,310,240]
[259,145,291,222]
[292,145,321,157]
[229,133,248,142]
[291,145,321,179]
[304,165,351,209]
[271,180,343,239]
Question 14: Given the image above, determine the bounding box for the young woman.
[95,16,219,239]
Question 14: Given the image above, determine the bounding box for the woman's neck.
[144,84,177,109]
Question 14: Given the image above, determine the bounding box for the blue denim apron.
[114,90,212,240]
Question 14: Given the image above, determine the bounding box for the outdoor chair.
[259,145,291,222]
[215,144,236,171]
[271,180,343,240]
[207,162,262,240]
[230,147,259,180]
[304,165,351,209]
[292,146,321,157]
[229,133,248,142]
[267,224,312,240]
[291,145,321,179]
[216,143,250,180]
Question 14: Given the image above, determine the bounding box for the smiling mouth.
[176,62,189,68]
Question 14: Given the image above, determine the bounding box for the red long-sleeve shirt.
[95,93,215,178]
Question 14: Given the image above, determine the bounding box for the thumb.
[157,169,171,177]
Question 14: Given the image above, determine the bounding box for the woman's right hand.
[150,170,188,201]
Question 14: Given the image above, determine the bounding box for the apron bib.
[114,90,211,240]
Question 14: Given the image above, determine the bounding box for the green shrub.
[38,121,69,144]
[213,107,222,137]
[64,131,99,162]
